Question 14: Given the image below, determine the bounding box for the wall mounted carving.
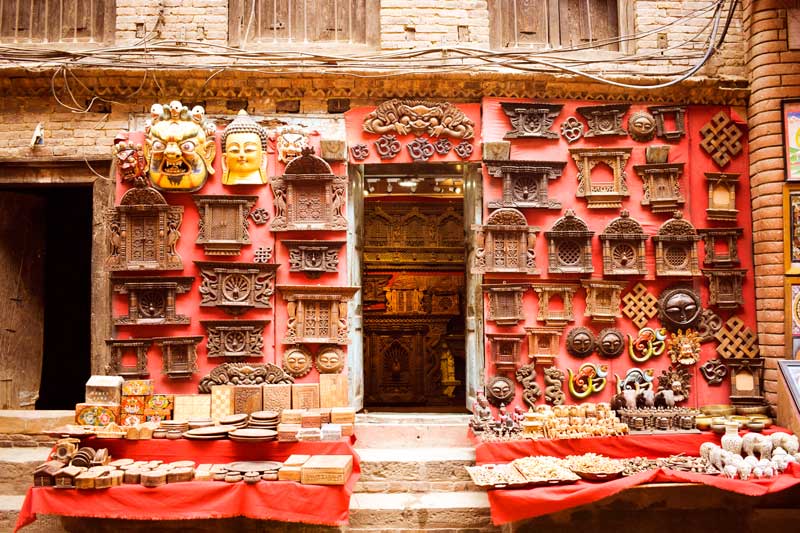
[483,283,529,326]
[532,283,579,326]
[599,211,648,276]
[516,364,542,407]
[697,308,723,343]
[621,283,659,329]
[499,102,563,139]
[545,209,594,274]
[113,137,146,184]
[155,336,203,379]
[700,358,728,385]
[106,339,151,378]
[703,268,747,310]
[473,208,539,274]
[524,327,562,367]
[375,135,401,159]
[576,103,630,137]
[434,138,452,155]
[658,285,703,331]
[198,362,294,394]
[363,275,393,305]
[276,126,309,163]
[727,358,765,406]
[652,212,701,277]
[363,99,475,139]
[253,247,273,264]
[282,345,313,378]
[316,345,345,374]
[699,228,743,267]
[282,240,344,278]
[112,276,193,325]
[350,143,369,160]
[544,366,566,405]
[699,111,743,168]
[648,106,687,141]
[668,329,701,366]
[407,137,435,161]
[193,195,257,255]
[634,163,686,213]
[486,375,516,407]
[270,148,347,231]
[106,182,183,271]
[201,320,269,358]
[486,334,525,374]
[485,160,565,209]
[581,280,627,323]
[596,328,625,359]
[221,110,268,185]
[656,366,691,404]
[560,117,584,143]
[705,172,739,221]
[566,326,596,358]
[568,363,609,399]
[627,327,667,363]
[365,202,464,270]
[570,148,633,208]
[627,110,657,142]
[249,208,269,225]
[195,261,278,315]
[454,141,474,159]
[278,285,359,345]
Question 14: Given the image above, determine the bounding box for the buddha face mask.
[221,110,268,185]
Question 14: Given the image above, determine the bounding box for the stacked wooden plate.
[160,420,189,433]
[225,461,282,474]
[188,418,214,430]
[228,428,278,443]
[182,425,237,440]
[219,414,249,429]
[248,411,279,430]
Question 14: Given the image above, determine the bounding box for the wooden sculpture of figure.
[470,392,493,432]
[498,405,515,436]
[439,343,460,398]
[144,100,216,192]
[221,110,269,185]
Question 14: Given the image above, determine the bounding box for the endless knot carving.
[700,358,728,385]
[699,111,743,168]
[407,137,435,162]
[454,141,474,159]
[560,116,584,143]
[621,283,658,329]
[714,316,760,359]
[254,247,273,263]
[500,102,562,139]
[198,362,294,394]
[363,99,475,139]
[375,135,401,159]
[350,143,369,161]
[250,208,270,225]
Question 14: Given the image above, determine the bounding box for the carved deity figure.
[221,110,268,185]
[470,392,493,432]
[144,100,216,192]
[276,128,309,163]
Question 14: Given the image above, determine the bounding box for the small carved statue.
[470,392,493,432]
[486,376,515,407]
[544,366,566,406]
[497,405,516,436]
[221,110,268,185]
[597,328,625,359]
[515,364,542,408]
[316,346,345,374]
[566,327,596,358]
[282,346,313,378]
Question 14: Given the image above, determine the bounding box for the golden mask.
[221,110,268,185]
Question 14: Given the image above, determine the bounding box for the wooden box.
[122,379,154,397]
[319,374,348,408]
[292,383,320,410]
[340,423,354,437]
[144,409,171,422]
[55,466,85,488]
[85,375,124,404]
[33,461,64,487]
[330,407,356,424]
[262,384,292,412]
[234,386,263,415]
[316,408,331,424]
[145,394,174,411]
[281,409,304,424]
[75,403,120,426]
[300,455,353,485]
[278,465,302,481]
[120,396,146,415]
[301,411,322,428]
[173,394,211,420]
[210,385,235,421]
[284,454,311,467]
[277,423,301,442]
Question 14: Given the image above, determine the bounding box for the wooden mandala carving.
[195,261,278,315]
[201,320,269,358]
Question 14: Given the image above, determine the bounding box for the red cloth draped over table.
[473,429,800,525]
[15,439,360,532]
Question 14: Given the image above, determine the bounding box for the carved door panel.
[0,192,46,408]
[128,214,159,265]
[365,328,425,405]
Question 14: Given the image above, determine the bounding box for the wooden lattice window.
[0,0,114,44]
[229,0,379,48]
[489,0,629,51]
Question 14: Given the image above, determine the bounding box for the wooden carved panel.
[473,208,539,274]
[652,212,701,277]
[570,148,633,208]
[648,106,687,141]
[699,228,743,268]
[198,362,294,394]
[195,261,279,315]
[154,336,203,379]
[485,160,565,209]
[363,275,392,305]
[634,163,686,213]
[545,209,594,274]
[599,210,648,276]
[363,99,475,139]
[532,283,579,327]
[699,111,743,168]
[201,320,269,358]
[576,104,630,137]
[524,327,562,367]
[705,172,739,221]
[703,268,747,310]
[499,102,563,139]
[483,283,529,326]
[270,148,347,231]
[364,201,464,270]
[581,280,627,323]
[106,183,183,271]
[194,195,257,255]
[278,286,359,345]
[112,276,193,325]
[727,358,765,406]
[106,339,151,378]
[621,283,658,329]
[283,240,344,278]
[486,334,525,373]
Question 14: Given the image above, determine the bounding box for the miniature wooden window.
[599,210,648,276]
[703,269,747,310]
[155,336,203,379]
[581,280,627,323]
[112,277,193,325]
[545,209,594,274]
[699,228,743,268]
[486,160,565,209]
[0,0,114,44]
[487,334,525,373]
[524,326,562,367]
[283,240,344,278]
[532,283,578,326]
[278,285,359,345]
[195,261,279,315]
[472,208,539,274]
[648,106,687,141]
[194,195,257,256]
[634,163,685,214]
[727,358,764,406]
[488,0,624,51]
[106,339,151,378]
[570,147,632,209]
[484,283,529,326]
[201,320,270,358]
[652,212,701,277]
[229,0,379,48]
[705,172,739,221]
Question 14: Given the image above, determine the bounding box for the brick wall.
[743,0,800,408]
[116,0,229,44]
[380,0,490,48]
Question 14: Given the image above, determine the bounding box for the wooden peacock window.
[201,320,270,358]
[545,209,594,274]
[193,195,257,255]
[581,279,628,323]
[270,147,347,232]
[634,162,686,214]
[483,283,529,326]
[698,228,743,268]
[652,212,701,277]
[278,285,359,345]
[112,276,194,325]
[154,336,203,379]
[570,147,633,209]
[599,210,648,276]
[485,160,565,209]
[472,208,539,274]
[106,339,152,378]
[106,181,183,271]
[195,261,279,315]
[531,283,579,327]
[705,172,739,221]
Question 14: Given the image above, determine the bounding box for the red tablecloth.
[473,428,800,525]
[16,439,360,531]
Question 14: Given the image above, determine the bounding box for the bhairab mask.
[144,100,215,192]
[113,137,146,184]
[221,110,268,185]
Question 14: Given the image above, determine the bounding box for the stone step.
[356,447,477,493]
[354,413,472,449]
[0,495,68,532]
[0,448,50,495]
[0,411,74,435]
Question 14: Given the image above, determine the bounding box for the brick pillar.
[743,1,800,407]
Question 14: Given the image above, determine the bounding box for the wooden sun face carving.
[486,376,515,407]
[316,346,345,374]
[282,346,313,378]
[566,327,596,358]
[658,286,702,331]
[597,328,625,359]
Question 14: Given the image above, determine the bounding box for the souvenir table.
[472,428,800,525]
[15,438,360,532]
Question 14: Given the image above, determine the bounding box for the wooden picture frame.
[783,184,800,274]
[784,99,800,181]
[785,277,800,359]
[778,360,800,413]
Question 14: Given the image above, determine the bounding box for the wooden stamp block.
[173,395,211,420]
[122,379,154,397]
[301,455,353,485]
[262,384,292,412]
[301,411,321,428]
[292,383,319,410]
[210,385,235,421]
[330,407,356,424]
[281,409,304,424]
[234,386,263,415]
[319,374,348,408]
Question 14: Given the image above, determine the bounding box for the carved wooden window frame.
[652,212,701,277]
[195,261,279,315]
[524,326,562,367]
[499,103,563,139]
[483,283,529,326]
[154,336,203,379]
[699,228,743,268]
[112,276,193,325]
[282,240,345,278]
[727,358,765,406]
[486,333,525,373]
[703,268,747,310]
[581,279,627,323]
[532,283,579,326]
[576,104,630,137]
[270,149,347,232]
[634,163,686,213]
[106,339,151,378]
[648,105,687,141]
[485,160,565,209]
[201,320,270,358]
[278,285,359,345]
[599,210,648,276]
[472,208,539,274]
[570,147,632,209]
[545,209,594,274]
[193,195,257,256]
[705,172,739,221]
